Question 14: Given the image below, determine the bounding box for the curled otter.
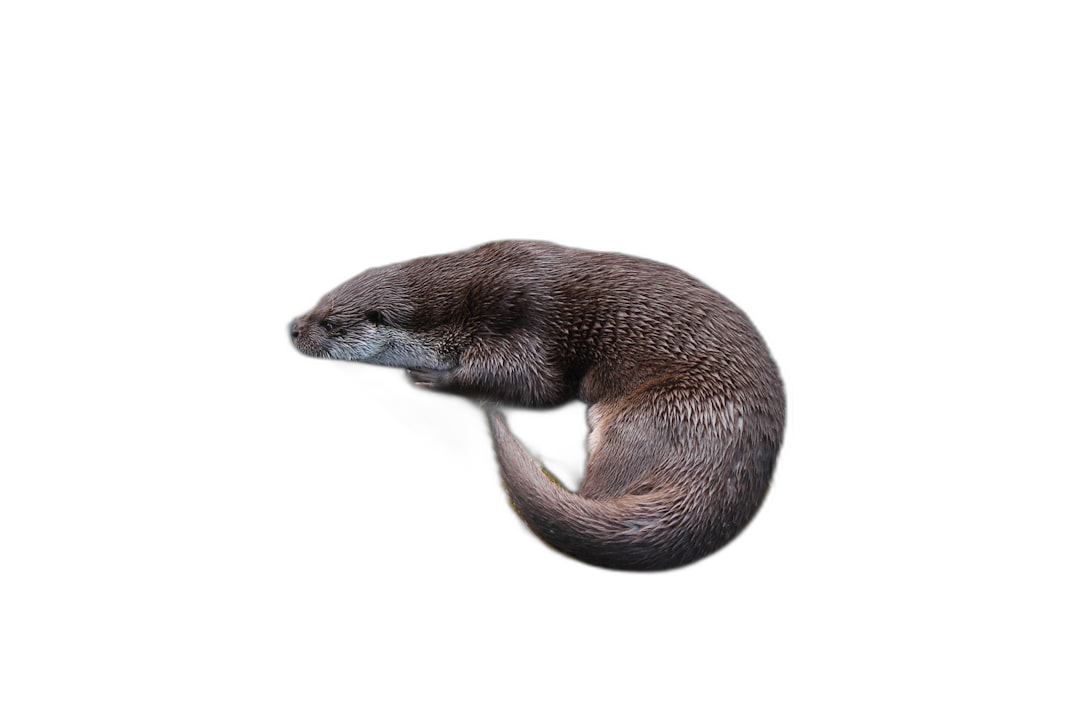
[291,241,785,570]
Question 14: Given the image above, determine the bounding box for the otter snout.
[287,317,313,356]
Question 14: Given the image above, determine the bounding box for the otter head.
[290,264,458,370]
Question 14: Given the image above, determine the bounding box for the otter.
[290,241,785,570]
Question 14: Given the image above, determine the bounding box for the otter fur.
[290,241,785,571]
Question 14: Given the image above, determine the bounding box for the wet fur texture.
[291,241,785,570]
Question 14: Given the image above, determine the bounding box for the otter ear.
[365,310,384,326]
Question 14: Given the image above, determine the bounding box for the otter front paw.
[406,367,456,390]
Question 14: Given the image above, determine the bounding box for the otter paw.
[406,367,455,390]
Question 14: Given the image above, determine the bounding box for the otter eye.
[320,319,334,332]
[365,310,383,326]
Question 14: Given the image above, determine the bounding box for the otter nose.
[290,319,302,340]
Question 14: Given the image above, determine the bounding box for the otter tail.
[486,410,725,571]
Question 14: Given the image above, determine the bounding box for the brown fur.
[291,241,785,570]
